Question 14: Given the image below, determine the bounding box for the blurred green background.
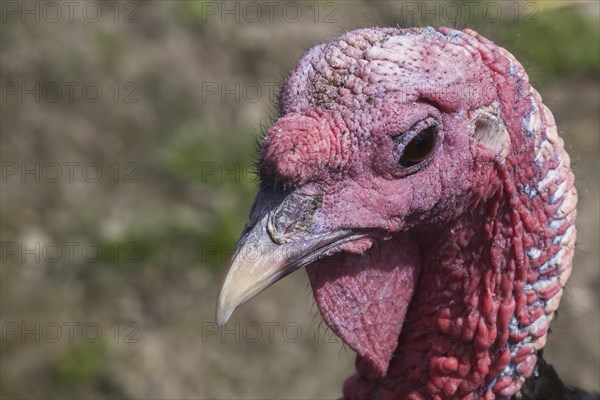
[1,1,598,399]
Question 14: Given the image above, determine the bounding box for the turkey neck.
[346,98,577,400]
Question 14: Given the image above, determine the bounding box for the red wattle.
[307,234,420,377]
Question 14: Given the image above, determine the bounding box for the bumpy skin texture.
[259,27,577,399]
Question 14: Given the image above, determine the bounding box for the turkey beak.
[216,191,360,325]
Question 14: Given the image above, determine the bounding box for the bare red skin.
[260,27,576,399]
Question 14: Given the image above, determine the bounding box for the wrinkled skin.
[217,27,577,399]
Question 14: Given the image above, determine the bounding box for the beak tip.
[215,314,228,327]
[215,295,234,326]
[215,306,232,326]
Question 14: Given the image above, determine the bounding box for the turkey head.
[216,27,577,399]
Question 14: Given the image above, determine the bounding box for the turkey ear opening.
[471,104,510,161]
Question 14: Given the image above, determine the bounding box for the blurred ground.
[1,1,598,399]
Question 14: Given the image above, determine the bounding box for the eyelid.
[393,116,439,146]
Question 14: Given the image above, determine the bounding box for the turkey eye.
[399,125,437,167]
[391,117,441,176]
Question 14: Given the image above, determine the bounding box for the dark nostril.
[284,223,296,236]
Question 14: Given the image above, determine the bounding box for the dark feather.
[515,354,600,400]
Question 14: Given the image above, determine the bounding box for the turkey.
[216,27,594,399]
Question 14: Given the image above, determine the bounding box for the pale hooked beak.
[215,191,360,325]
